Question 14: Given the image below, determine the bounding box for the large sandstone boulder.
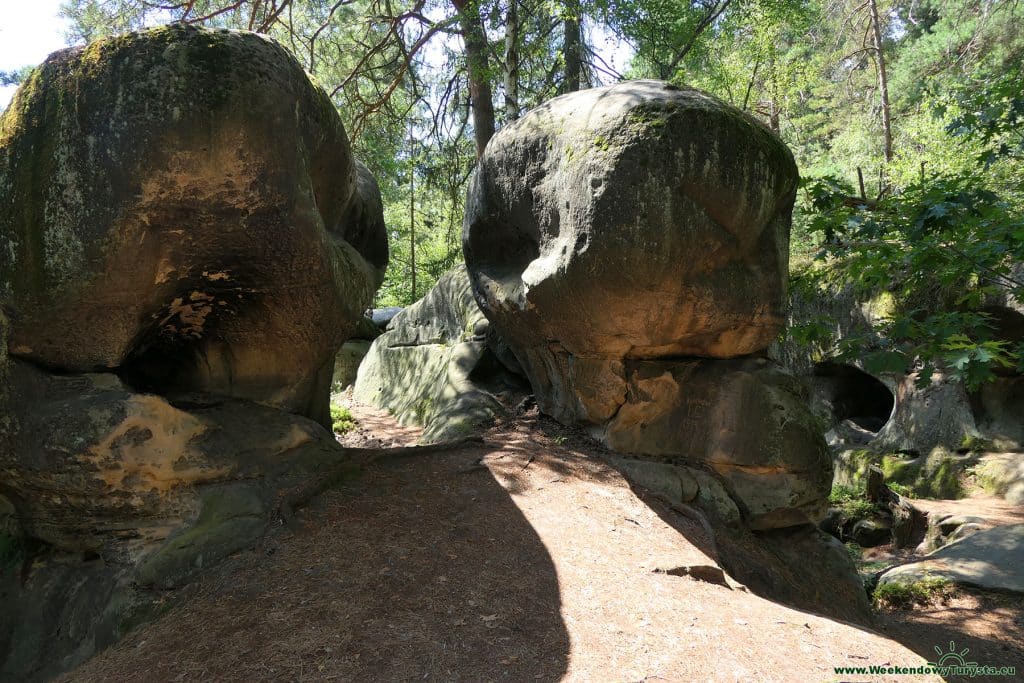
[0,25,387,426]
[464,80,798,425]
[0,356,356,679]
[354,267,526,442]
[1,360,345,565]
[463,81,825,527]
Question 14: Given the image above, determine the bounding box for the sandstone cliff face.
[463,80,830,530]
[0,26,386,680]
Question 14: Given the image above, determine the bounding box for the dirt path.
[910,495,1024,530]
[335,392,423,449]
[854,492,1024,682]
[61,409,940,682]
[879,589,1024,682]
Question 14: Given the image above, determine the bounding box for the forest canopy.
[5,0,1023,383]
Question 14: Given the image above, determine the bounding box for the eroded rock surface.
[0,24,387,425]
[463,81,826,528]
[464,80,797,424]
[0,26,385,680]
[879,524,1024,595]
[606,359,831,529]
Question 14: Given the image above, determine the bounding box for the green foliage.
[828,483,863,505]
[886,482,913,499]
[873,575,955,610]
[796,171,1024,389]
[941,73,1024,167]
[829,484,881,521]
[330,404,357,435]
[0,66,33,87]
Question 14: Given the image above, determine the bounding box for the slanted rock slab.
[354,266,526,442]
[880,523,1024,594]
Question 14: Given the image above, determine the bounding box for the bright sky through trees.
[0,0,70,109]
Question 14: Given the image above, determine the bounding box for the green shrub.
[829,485,882,520]
[330,404,358,434]
[829,484,862,504]
[873,575,955,609]
[887,482,913,498]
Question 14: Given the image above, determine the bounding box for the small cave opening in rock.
[117,327,213,400]
[811,362,895,433]
[116,292,231,403]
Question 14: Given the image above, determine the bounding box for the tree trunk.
[409,132,417,302]
[452,0,496,157]
[867,0,893,163]
[767,54,779,133]
[504,0,520,119]
[563,0,582,93]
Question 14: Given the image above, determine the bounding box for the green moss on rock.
[834,447,969,499]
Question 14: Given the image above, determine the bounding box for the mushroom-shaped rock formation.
[464,81,829,528]
[0,27,387,676]
[464,80,797,424]
[0,25,387,426]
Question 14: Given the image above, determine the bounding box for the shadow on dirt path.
[65,443,571,682]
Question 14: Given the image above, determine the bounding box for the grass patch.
[873,575,955,610]
[829,484,882,520]
[330,404,358,434]
[887,482,913,498]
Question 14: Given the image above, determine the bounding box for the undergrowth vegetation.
[330,404,358,435]
[873,576,956,610]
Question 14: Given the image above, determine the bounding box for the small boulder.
[371,307,404,329]
[850,517,892,548]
